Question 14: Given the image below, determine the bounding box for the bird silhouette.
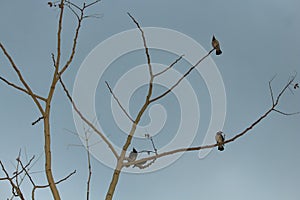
[215,131,225,151]
[212,35,222,55]
[127,148,138,162]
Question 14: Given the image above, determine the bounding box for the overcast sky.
[1,0,300,199]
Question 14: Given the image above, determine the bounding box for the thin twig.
[273,109,300,116]
[64,0,81,11]
[57,74,118,158]
[127,12,153,77]
[105,81,134,122]
[65,2,80,20]
[154,54,184,77]
[150,49,214,103]
[59,0,102,76]
[269,74,277,105]
[31,170,76,200]
[85,0,101,8]
[83,126,92,200]
[32,116,44,126]
[0,43,45,115]
[17,157,36,187]
[274,75,296,106]
[0,76,46,101]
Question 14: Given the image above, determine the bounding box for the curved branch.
[58,75,118,158]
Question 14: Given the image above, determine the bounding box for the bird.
[215,131,225,151]
[212,35,222,55]
[127,148,138,162]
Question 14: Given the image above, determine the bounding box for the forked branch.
[150,48,214,103]
[154,54,184,77]
[125,74,299,167]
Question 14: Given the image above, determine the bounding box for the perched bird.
[212,35,222,55]
[215,131,225,151]
[127,148,138,162]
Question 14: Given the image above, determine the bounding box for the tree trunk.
[105,164,122,200]
[44,110,61,199]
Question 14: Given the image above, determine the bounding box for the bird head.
[216,131,223,135]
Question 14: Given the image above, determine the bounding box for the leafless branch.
[274,75,295,106]
[0,161,25,200]
[269,74,277,105]
[115,13,157,160]
[154,54,184,77]
[44,1,65,198]
[0,43,45,115]
[124,75,299,168]
[65,2,80,20]
[85,0,102,8]
[149,136,158,154]
[105,81,134,123]
[63,125,96,200]
[14,150,20,191]
[58,7,82,75]
[57,74,118,158]
[106,15,217,199]
[17,157,36,187]
[56,170,77,185]
[31,170,76,200]
[59,0,102,76]
[0,152,36,200]
[32,116,44,126]
[150,48,214,103]
[105,14,157,199]
[127,12,153,79]
[82,126,92,200]
[0,76,47,101]
[273,109,300,116]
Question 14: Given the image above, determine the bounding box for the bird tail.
[216,49,222,55]
[218,145,224,151]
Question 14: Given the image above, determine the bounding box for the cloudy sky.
[1,0,300,199]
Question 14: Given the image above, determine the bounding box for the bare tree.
[0,1,299,200]
[1,1,101,199]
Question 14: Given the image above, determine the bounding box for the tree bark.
[44,107,61,200]
[105,164,122,200]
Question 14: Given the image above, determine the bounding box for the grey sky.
[1,0,300,199]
